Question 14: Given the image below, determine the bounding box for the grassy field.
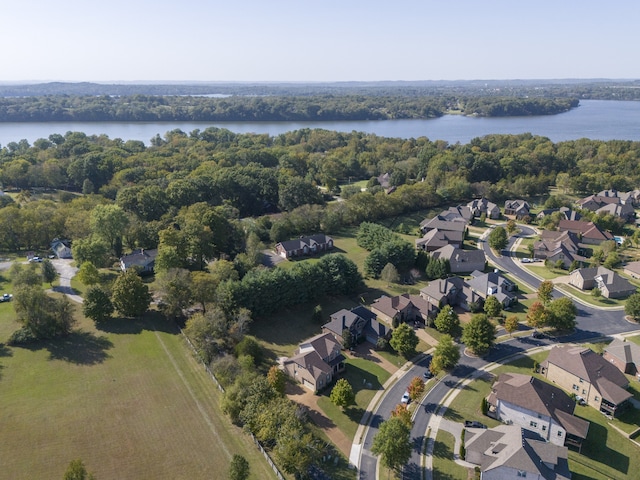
[0,307,277,480]
[432,430,471,480]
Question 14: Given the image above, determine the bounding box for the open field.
[0,308,277,480]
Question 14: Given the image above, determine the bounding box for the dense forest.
[0,94,577,122]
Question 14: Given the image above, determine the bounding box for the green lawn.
[432,430,471,480]
[556,283,628,308]
[0,308,277,480]
[523,265,567,280]
[316,357,391,441]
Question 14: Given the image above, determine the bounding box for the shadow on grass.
[342,362,384,394]
[0,342,12,357]
[20,330,113,365]
[579,416,629,475]
[96,310,178,335]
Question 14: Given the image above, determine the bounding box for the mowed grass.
[0,309,277,480]
[432,430,470,480]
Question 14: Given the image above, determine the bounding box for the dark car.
[531,331,545,339]
[465,420,487,429]
[423,370,433,379]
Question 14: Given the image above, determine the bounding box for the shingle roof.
[605,338,640,366]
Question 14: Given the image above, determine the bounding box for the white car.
[401,392,410,404]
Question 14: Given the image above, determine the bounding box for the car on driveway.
[401,392,410,404]
[28,256,43,263]
[464,420,487,428]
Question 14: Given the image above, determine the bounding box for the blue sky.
[2,0,638,82]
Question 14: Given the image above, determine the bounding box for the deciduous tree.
[462,314,496,356]
[433,305,461,337]
[483,295,502,318]
[537,280,554,305]
[408,376,425,401]
[430,334,460,373]
[111,269,152,318]
[389,323,419,357]
[504,315,519,336]
[330,378,355,409]
[625,292,640,321]
[267,365,286,396]
[526,301,549,329]
[228,454,250,480]
[488,226,508,251]
[83,286,114,323]
[41,259,58,287]
[63,459,96,480]
[547,297,577,331]
[371,416,412,471]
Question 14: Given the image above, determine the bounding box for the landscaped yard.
[432,430,470,480]
[0,308,277,480]
[316,357,391,441]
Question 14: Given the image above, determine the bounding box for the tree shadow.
[0,343,13,358]
[579,416,629,475]
[19,330,113,365]
[402,461,422,480]
[95,310,179,335]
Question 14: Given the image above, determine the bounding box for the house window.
[582,389,587,395]
[542,425,547,431]
[530,421,537,428]
[595,396,600,402]
[573,385,579,391]
[579,378,584,383]
[517,471,527,478]
[557,431,563,437]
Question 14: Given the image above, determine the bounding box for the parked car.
[423,370,433,379]
[464,420,487,429]
[520,258,533,263]
[401,392,410,404]
[575,395,587,406]
[0,293,12,302]
[28,256,43,263]
[531,331,545,339]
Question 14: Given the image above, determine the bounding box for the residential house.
[541,345,632,417]
[120,248,158,274]
[557,220,614,245]
[430,244,486,274]
[282,333,345,392]
[467,197,501,220]
[275,234,333,259]
[504,199,531,219]
[595,189,640,206]
[576,194,620,212]
[419,276,483,312]
[623,260,640,279]
[568,266,636,299]
[533,230,584,268]
[487,373,589,450]
[465,425,572,480]
[595,202,636,222]
[466,270,518,308]
[415,228,464,252]
[50,238,72,259]
[536,207,582,222]
[322,306,389,346]
[603,338,640,376]
[370,293,434,326]
[418,216,468,235]
[439,205,474,224]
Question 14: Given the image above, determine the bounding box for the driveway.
[51,259,83,303]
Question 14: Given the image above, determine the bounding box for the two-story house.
[487,373,589,450]
[541,345,632,417]
[282,333,345,392]
[322,306,389,346]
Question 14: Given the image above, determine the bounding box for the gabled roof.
[276,234,332,252]
[419,216,467,233]
[605,338,640,366]
[543,345,631,403]
[439,205,473,223]
[431,245,486,270]
[324,306,378,337]
[573,266,635,294]
[371,293,433,319]
[298,332,341,360]
[504,199,530,212]
[285,349,332,382]
[415,228,464,249]
[557,220,613,241]
[420,276,466,304]
[120,249,158,269]
[491,373,589,439]
[465,425,571,479]
[467,270,515,302]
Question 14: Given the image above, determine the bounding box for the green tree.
[488,226,508,251]
[228,454,250,480]
[371,416,412,471]
[504,315,519,336]
[330,378,355,408]
[111,269,152,318]
[625,292,640,321]
[537,280,554,305]
[90,204,129,256]
[156,268,192,319]
[390,403,412,428]
[433,305,461,337]
[483,295,502,318]
[63,459,96,480]
[83,286,114,323]
[462,314,496,356]
[381,262,400,284]
[389,323,419,357]
[41,259,58,287]
[266,365,286,396]
[10,285,75,343]
[506,219,517,234]
[71,236,110,268]
[547,297,577,331]
[430,334,460,374]
[76,262,101,286]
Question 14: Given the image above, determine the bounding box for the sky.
[2,0,639,83]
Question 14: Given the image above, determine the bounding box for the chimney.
[342,315,346,330]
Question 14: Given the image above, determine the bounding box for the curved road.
[359,225,640,480]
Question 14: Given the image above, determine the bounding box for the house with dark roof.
[541,345,632,417]
[577,194,620,212]
[557,220,614,245]
[467,197,501,219]
[504,199,531,219]
[465,425,572,480]
[50,238,72,259]
[282,333,345,392]
[568,266,636,299]
[275,234,333,259]
[533,230,586,268]
[119,248,158,274]
[439,205,474,224]
[430,244,486,274]
[322,306,389,346]
[415,228,464,252]
[370,294,434,326]
[467,270,518,308]
[488,373,589,450]
[603,338,640,376]
[536,207,582,222]
[418,216,467,235]
[595,202,636,222]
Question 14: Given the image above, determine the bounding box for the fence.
[179,327,285,480]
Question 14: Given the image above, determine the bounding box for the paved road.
[361,224,640,480]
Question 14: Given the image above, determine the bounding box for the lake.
[0,99,639,147]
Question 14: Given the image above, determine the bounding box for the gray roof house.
[467,270,518,308]
[282,333,345,392]
[603,338,640,376]
[504,199,531,219]
[465,425,572,480]
[488,373,589,450]
[415,228,464,252]
[275,234,334,259]
[51,238,72,259]
[120,248,158,274]
[467,197,501,219]
[322,306,389,345]
[438,205,474,224]
[568,266,636,298]
[370,293,434,325]
[430,244,486,274]
[419,276,483,312]
[419,216,468,235]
